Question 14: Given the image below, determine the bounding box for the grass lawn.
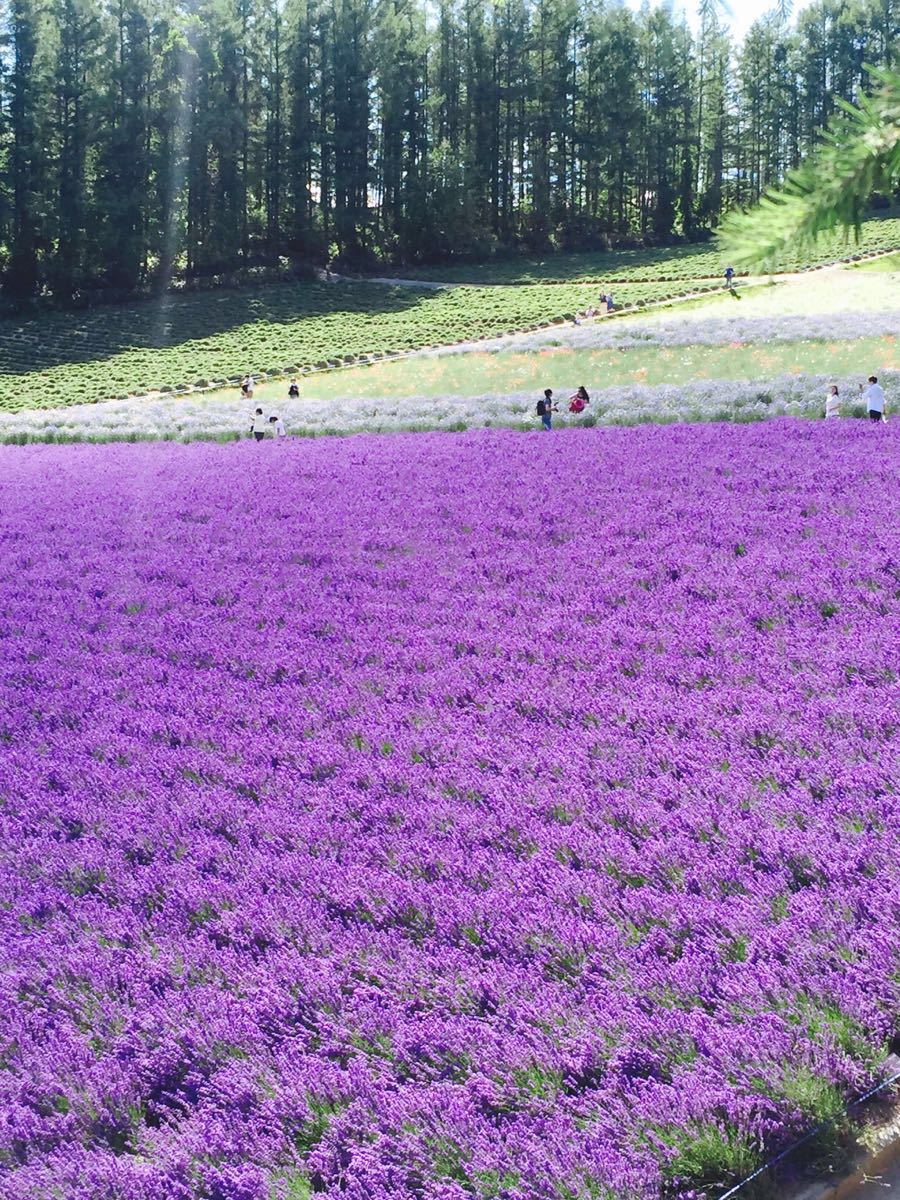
[851,251,900,272]
[252,334,900,404]
[0,226,897,417]
[0,279,711,413]
[614,268,900,325]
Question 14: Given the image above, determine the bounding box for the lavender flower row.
[0,422,898,1200]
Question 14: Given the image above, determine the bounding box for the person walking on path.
[825,385,841,419]
[250,407,268,441]
[605,292,615,312]
[537,389,557,431]
[724,266,735,288]
[861,375,887,421]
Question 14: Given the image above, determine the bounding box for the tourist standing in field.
[825,386,841,418]
[288,379,300,398]
[861,376,886,421]
[250,408,268,441]
[269,414,287,438]
[537,389,557,431]
[569,386,590,413]
[606,293,615,312]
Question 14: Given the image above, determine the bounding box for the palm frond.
[718,66,900,271]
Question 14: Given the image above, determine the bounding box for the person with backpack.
[537,389,557,431]
[724,266,735,288]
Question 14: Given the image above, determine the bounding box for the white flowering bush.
[432,308,900,356]
[2,371,893,443]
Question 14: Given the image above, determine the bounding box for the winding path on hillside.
[319,247,900,292]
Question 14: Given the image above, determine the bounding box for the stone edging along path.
[118,246,900,410]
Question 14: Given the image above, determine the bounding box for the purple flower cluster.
[0,422,898,1200]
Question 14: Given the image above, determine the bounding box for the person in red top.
[568,386,590,414]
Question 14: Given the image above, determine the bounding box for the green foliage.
[720,69,900,269]
[387,216,900,283]
[0,0,896,298]
[292,1095,347,1156]
[655,1121,762,1197]
[269,1170,313,1200]
[395,244,729,285]
[511,1063,564,1102]
[779,1066,846,1126]
[0,278,713,412]
[1,215,898,419]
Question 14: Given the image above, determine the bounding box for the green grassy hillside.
[1,211,898,415]
[0,280,716,413]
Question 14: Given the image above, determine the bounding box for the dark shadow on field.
[382,208,900,285]
[0,281,434,376]
[393,242,724,285]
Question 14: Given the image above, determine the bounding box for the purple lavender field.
[1,422,898,1200]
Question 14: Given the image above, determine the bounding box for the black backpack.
[537,398,546,416]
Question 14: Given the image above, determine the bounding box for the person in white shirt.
[825,385,841,419]
[249,407,268,441]
[269,414,287,438]
[862,375,886,422]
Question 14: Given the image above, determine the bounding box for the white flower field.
[1,254,897,442]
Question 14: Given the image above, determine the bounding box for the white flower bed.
[3,371,894,442]
[430,308,900,355]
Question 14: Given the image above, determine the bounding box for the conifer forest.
[1,0,897,299]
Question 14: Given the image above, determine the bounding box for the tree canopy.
[0,0,897,299]
[720,66,900,268]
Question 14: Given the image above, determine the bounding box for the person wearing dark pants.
[250,407,268,441]
[862,376,886,422]
[537,389,557,431]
